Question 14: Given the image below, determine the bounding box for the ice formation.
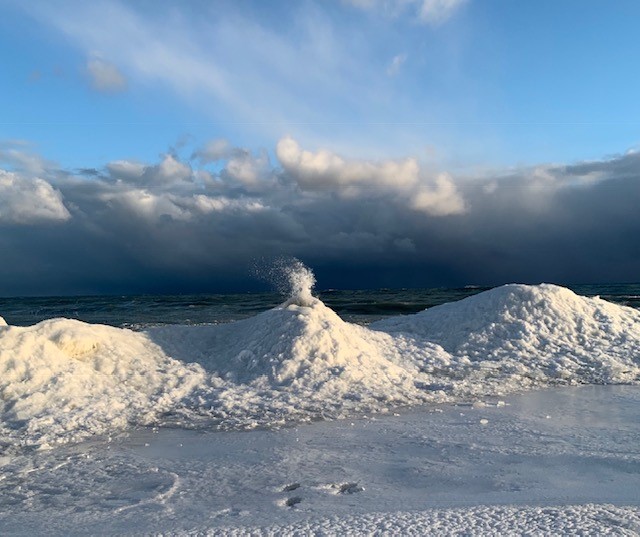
[1,265,639,447]
[0,319,205,448]
[373,283,640,387]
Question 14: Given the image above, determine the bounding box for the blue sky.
[3,0,640,169]
[1,0,640,294]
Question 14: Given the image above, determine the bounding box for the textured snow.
[1,386,638,535]
[1,279,640,447]
[373,283,640,387]
[0,319,205,447]
[208,505,640,536]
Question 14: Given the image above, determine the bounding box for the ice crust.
[1,282,640,447]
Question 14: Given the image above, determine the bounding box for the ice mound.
[0,318,205,448]
[147,259,445,426]
[373,284,640,386]
[3,275,640,447]
[149,297,443,427]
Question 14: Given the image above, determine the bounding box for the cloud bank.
[0,140,639,295]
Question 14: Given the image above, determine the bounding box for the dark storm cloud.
[1,141,639,296]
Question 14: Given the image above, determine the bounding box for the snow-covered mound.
[373,283,640,386]
[0,318,205,448]
[2,273,640,448]
[148,297,444,427]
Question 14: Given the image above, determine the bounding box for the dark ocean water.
[1,283,640,329]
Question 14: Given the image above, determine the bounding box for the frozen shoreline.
[3,283,640,448]
[1,385,638,535]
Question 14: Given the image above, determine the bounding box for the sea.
[2,283,640,329]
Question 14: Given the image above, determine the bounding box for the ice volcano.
[373,283,640,386]
[148,262,443,425]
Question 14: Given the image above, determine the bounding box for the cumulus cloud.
[410,173,465,215]
[86,55,127,93]
[277,137,419,192]
[107,155,192,188]
[276,136,465,215]
[0,170,71,224]
[107,160,145,182]
[0,139,639,294]
[223,151,271,189]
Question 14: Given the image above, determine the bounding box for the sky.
[1,0,640,295]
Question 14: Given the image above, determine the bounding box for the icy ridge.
[1,277,640,447]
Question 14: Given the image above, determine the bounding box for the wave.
[1,268,639,448]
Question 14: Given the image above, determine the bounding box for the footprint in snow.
[285,496,302,508]
[335,482,365,494]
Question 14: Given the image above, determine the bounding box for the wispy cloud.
[343,0,468,24]
[387,53,407,76]
[417,0,468,25]
[13,0,477,158]
[86,55,127,93]
[19,1,376,141]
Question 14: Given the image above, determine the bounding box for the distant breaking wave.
[1,263,639,448]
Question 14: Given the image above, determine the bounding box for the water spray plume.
[251,257,317,307]
[282,259,317,307]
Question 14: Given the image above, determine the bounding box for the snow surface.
[0,386,638,535]
[1,280,640,447]
[209,506,640,536]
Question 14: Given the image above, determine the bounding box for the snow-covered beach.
[1,267,639,534]
[1,387,638,535]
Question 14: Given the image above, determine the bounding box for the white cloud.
[192,195,265,214]
[156,155,192,184]
[0,170,71,224]
[107,155,193,187]
[417,0,467,25]
[100,189,191,221]
[0,142,52,176]
[387,53,407,76]
[344,0,468,24]
[195,139,234,163]
[410,173,465,215]
[277,136,419,192]
[107,160,145,181]
[276,136,465,215]
[224,152,270,188]
[86,56,127,93]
